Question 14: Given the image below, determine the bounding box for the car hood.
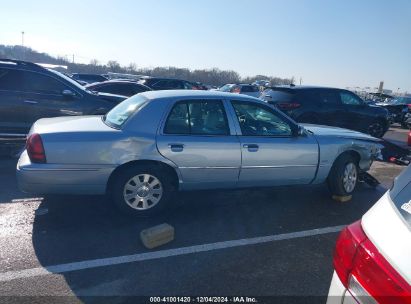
[96,92,128,103]
[301,123,381,142]
[30,116,116,135]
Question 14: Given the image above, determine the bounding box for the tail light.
[26,133,46,163]
[277,102,301,110]
[334,221,411,304]
[407,104,411,111]
[408,131,411,146]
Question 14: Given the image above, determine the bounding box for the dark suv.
[0,59,127,137]
[70,73,108,84]
[138,77,197,90]
[262,86,390,137]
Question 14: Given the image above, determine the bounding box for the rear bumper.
[327,271,361,304]
[16,151,115,195]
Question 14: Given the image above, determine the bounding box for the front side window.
[232,101,292,136]
[340,91,364,106]
[22,71,69,95]
[164,100,229,135]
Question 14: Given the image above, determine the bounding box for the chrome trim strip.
[242,165,317,169]
[178,165,317,169]
[0,133,27,137]
[179,166,239,169]
[20,168,100,172]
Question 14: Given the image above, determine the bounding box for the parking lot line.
[0,224,345,282]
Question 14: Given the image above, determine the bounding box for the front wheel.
[367,121,385,138]
[110,165,172,216]
[328,155,358,197]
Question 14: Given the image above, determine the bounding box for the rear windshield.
[103,95,148,129]
[266,89,295,102]
[390,167,411,227]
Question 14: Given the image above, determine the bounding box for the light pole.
[21,31,25,46]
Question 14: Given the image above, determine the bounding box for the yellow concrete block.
[140,223,174,249]
[332,195,352,203]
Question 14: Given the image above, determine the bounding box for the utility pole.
[21,31,25,46]
[72,54,75,63]
[299,77,302,85]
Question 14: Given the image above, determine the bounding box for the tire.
[328,154,359,197]
[110,164,173,217]
[367,121,385,138]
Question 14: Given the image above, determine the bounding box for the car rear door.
[305,89,342,126]
[156,99,241,190]
[228,100,318,186]
[0,67,30,135]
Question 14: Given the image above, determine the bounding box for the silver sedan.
[17,90,382,216]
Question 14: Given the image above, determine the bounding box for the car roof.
[140,77,186,81]
[0,59,50,73]
[139,89,262,102]
[269,85,343,91]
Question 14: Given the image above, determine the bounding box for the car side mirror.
[297,125,307,137]
[62,89,76,98]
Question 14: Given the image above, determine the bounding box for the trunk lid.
[30,116,116,135]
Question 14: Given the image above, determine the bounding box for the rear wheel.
[328,154,358,197]
[110,165,173,216]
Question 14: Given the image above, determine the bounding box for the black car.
[85,80,152,97]
[0,59,127,137]
[262,86,390,138]
[138,77,197,90]
[376,97,411,128]
[71,73,108,84]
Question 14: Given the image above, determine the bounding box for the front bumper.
[16,151,115,195]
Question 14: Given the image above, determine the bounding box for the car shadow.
[30,182,387,299]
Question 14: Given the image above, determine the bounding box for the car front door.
[19,71,85,124]
[338,90,370,131]
[229,100,318,187]
[156,99,241,190]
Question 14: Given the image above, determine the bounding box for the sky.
[1,0,410,92]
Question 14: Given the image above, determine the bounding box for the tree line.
[0,45,294,86]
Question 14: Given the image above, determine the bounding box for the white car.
[218,84,261,98]
[327,164,411,303]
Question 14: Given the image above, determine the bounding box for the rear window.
[103,95,148,128]
[241,85,259,93]
[266,89,295,102]
[390,167,411,227]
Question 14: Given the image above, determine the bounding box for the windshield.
[390,166,411,228]
[219,84,234,92]
[391,97,411,105]
[48,69,97,94]
[103,94,148,129]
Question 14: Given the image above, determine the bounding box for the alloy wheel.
[123,174,163,210]
[342,163,357,194]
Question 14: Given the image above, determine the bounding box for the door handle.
[243,144,259,152]
[23,100,38,104]
[168,143,184,152]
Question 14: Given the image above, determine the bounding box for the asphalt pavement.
[0,127,408,303]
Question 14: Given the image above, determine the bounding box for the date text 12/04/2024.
[149,297,258,303]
